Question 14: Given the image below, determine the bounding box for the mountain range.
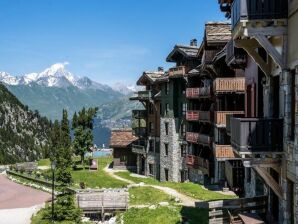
[0,63,141,146]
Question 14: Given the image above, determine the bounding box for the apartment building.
[217,0,297,223]
[130,69,163,180]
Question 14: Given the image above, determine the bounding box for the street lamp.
[51,160,56,222]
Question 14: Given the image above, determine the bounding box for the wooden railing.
[186,111,199,121]
[186,87,211,99]
[231,0,288,30]
[198,134,212,146]
[129,90,152,101]
[230,117,283,153]
[186,132,199,143]
[201,195,268,224]
[215,111,244,126]
[168,66,187,76]
[213,144,235,159]
[213,77,245,93]
[186,155,209,172]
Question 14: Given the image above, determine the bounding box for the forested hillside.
[0,84,51,164]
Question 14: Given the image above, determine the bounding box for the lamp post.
[51,160,56,223]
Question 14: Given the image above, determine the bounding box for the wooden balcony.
[198,134,212,146]
[231,0,288,30]
[129,90,152,101]
[230,117,283,154]
[132,143,146,155]
[186,155,209,174]
[213,144,236,159]
[186,132,199,143]
[168,66,187,77]
[213,77,245,94]
[186,111,199,121]
[215,111,245,127]
[186,87,211,99]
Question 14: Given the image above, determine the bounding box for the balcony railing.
[213,144,235,159]
[230,117,283,153]
[199,111,211,123]
[198,134,212,146]
[213,77,245,93]
[168,66,187,77]
[186,111,199,121]
[132,143,146,155]
[186,155,209,173]
[231,0,288,30]
[186,132,199,143]
[130,90,152,101]
[215,111,245,127]
[186,87,211,99]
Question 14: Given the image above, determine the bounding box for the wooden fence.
[198,195,268,224]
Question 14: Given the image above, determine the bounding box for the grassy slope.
[71,157,127,189]
[121,206,208,224]
[129,186,174,206]
[116,171,236,201]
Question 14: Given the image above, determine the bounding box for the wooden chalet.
[109,129,138,171]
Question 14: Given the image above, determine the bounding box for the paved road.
[0,174,51,224]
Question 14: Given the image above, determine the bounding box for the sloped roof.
[136,71,164,86]
[166,45,200,62]
[205,22,231,45]
[109,130,138,148]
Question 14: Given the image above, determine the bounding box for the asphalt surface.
[0,174,50,209]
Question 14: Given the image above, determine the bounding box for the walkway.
[0,174,51,224]
[104,166,197,207]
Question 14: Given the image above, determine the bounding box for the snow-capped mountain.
[0,62,112,91]
[112,82,142,95]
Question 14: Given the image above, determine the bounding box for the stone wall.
[159,117,183,182]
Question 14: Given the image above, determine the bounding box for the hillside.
[0,84,51,164]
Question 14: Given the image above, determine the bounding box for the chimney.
[158,67,164,72]
[190,39,197,47]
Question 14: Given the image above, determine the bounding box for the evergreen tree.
[72,107,98,165]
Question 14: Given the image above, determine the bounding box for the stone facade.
[159,118,184,182]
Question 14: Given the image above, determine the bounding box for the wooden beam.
[254,167,283,199]
[246,26,287,37]
[235,39,271,76]
[254,34,285,69]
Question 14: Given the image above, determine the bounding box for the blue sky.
[0,0,225,85]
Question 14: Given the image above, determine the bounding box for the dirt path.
[104,166,197,207]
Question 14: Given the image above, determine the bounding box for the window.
[165,168,169,181]
[165,103,169,115]
[182,103,187,116]
[155,143,160,153]
[149,103,154,114]
[165,143,169,156]
[180,124,186,138]
[180,145,187,157]
[149,140,154,152]
[165,82,170,95]
[149,164,154,175]
[165,122,169,135]
[149,122,154,133]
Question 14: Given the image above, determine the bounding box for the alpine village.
[0,0,298,224]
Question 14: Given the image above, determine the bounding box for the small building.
[109,129,138,171]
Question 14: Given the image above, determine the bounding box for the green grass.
[129,186,175,206]
[71,157,128,189]
[116,171,236,201]
[120,206,208,224]
[37,158,51,166]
